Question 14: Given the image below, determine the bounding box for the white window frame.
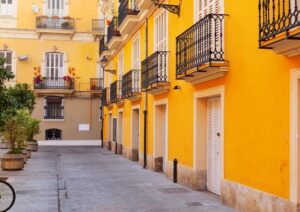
[0,49,16,83]
[132,32,140,70]
[0,0,14,16]
[43,0,69,17]
[42,51,68,78]
[44,96,65,120]
[45,52,64,78]
[118,50,124,80]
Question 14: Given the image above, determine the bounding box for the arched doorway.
[45,129,62,140]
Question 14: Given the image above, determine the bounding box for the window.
[155,10,167,51]
[195,0,223,21]
[132,35,140,70]
[45,52,64,78]
[47,0,65,17]
[0,0,13,16]
[0,51,12,72]
[118,51,124,80]
[44,96,64,119]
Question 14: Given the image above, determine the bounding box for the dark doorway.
[45,129,62,140]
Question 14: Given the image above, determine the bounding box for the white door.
[47,0,65,17]
[207,97,222,195]
[46,52,64,78]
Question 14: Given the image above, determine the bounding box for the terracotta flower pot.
[26,141,38,152]
[1,154,24,171]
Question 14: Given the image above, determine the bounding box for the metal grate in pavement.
[185,202,204,207]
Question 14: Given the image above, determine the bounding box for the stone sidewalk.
[0,146,235,212]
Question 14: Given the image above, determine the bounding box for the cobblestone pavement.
[0,146,235,212]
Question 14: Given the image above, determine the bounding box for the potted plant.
[0,134,11,149]
[1,111,28,170]
[61,21,71,29]
[25,117,40,152]
[63,75,72,87]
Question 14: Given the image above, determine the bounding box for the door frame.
[153,98,168,172]
[290,68,300,203]
[193,86,225,189]
[118,109,124,144]
[131,105,140,151]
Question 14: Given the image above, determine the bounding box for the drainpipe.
[143,18,148,169]
[100,68,105,148]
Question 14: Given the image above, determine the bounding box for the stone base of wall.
[103,140,110,150]
[111,141,117,154]
[117,143,122,155]
[122,147,139,161]
[107,141,111,150]
[165,161,207,191]
[139,154,155,169]
[221,179,296,212]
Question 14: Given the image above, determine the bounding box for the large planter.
[22,150,30,163]
[1,154,24,170]
[26,141,38,152]
[0,142,11,149]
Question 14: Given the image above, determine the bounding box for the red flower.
[63,76,72,82]
[34,75,42,84]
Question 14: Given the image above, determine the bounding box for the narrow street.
[1,146,234,212]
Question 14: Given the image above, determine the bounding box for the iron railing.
[92,19,105,33]
[110,80,123,103]
[36,16,74,30]
[99,36,107,55]
[101,87,110,106]
[118,0,139,27]
[141,51,168,90]
[44,105,64,119]
[33,77,74,89]
[259,0,300,45]
[122,70,140,98]
[107,17,121,44]
[176,14,226,76]
[90,78,103,90]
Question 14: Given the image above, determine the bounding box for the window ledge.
[42,119,65,122]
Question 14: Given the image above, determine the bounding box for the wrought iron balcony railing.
[99,36,108,55]
[33,77,74,89]
[118,0,139,27]
[122,70,140,98]
[44,105,64,119]
[176,14,226,76]
[36,16,75,30]
[110,80,123,103]
[141,51,168,90]
[90,78,103,90]
[107,17,121,44]
[101,87,110,106]
[259,0,300,46]
[92,19,105,33]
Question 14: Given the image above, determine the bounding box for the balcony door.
[194,0,224,63]
[154,10,168,82]
[46,0,65,17]
[45,52,64,87]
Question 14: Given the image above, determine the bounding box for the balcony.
[176,14,228,84]
[99,36,112,57]
[44,105,64,120]
[90,78,103,97]
[122,70,141,101]
[141,51,170,95]
[107,17,123,50]
[36,16,75,36]
[136,0,152,10]
[33,77,74,96]
[101,87,111,106]
[110,80,124,105]
[92,19,105,35]
[259,0,300,56]
[118,0,140,35]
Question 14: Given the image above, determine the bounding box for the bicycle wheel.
[0,180,16,212]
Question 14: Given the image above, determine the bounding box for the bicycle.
[0,179,16,212]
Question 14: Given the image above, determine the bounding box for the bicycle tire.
[0,180,16,212]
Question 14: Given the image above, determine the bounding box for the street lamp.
[99,56,116,148]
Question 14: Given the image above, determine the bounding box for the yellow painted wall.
[102,0,300,201]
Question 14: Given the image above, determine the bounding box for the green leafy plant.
[2,110,28,154]
[25,117,40,142]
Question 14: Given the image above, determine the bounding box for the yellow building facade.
[100,0,300,211]
[0,0,104,140]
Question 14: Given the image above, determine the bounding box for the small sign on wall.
[79,124,90,131]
